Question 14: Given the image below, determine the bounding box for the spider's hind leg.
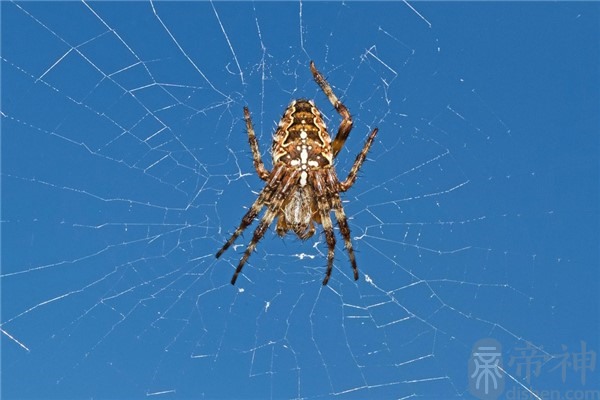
[309,61,353,159]
[340,127,378,192]
[244,106,270,181]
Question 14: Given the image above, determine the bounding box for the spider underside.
[216,61,378,285]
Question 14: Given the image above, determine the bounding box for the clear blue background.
[2,2,599,399]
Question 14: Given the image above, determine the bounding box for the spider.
[216,61,378,285]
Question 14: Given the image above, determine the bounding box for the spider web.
[2,2,599,399]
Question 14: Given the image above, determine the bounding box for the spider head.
[282,188,316,240]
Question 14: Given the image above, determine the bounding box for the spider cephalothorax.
[216,61,378,285]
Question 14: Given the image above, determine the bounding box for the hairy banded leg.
[216,196,265,259]
[319,204,337,286]
[244,107,270,181]
[231,209,277,284]
[331,195,359,281]
[230,169,301,284]
[311,172,336,285]
[216,164,285,259]
[340,128,378,192]
[309,61,353,158]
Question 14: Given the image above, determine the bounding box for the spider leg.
[230,168,301,284]
[310,61,353,159]
[319,202,337,286]
[230,208,278,285]
[312,171,337,285]
[216,196,266,259]
[340,128,378,192]
[331,194,359,281]
[216,164,285,259]
[244,106,270,181]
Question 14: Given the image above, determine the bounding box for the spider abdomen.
[272,100,334,186]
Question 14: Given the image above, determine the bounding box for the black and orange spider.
[216,61,378,285]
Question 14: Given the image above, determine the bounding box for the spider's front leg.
[244,107,270,181]
[330,194,359,282]
[216,164,285,260]
[310,61,353,159]
[230,168,301,284]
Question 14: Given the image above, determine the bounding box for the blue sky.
[2,2,599,399]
